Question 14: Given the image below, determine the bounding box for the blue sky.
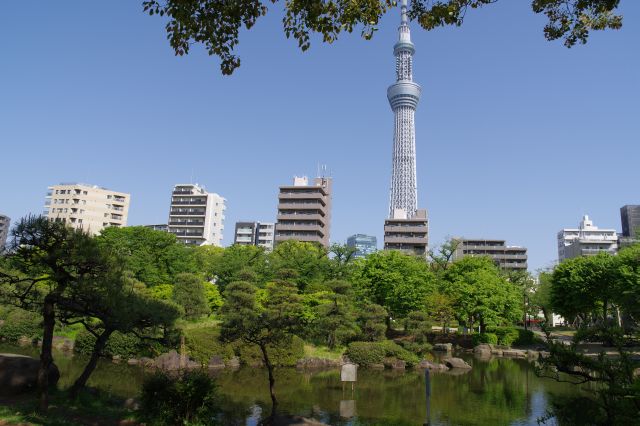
[1,1,639,272]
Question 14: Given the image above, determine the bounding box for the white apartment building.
[0,214,10,251]
[557,215,618,261]
[167,184,225,246]
[44,183,130,235]
[234,221,275,251]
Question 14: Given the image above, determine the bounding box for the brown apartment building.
[275,176,332,247]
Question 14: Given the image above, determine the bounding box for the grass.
[0,390,135,426]
[303,343,344,360]
[177,317,221,331]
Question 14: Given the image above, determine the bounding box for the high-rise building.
[275,176,332,247]
[234,221,275,251]
[557,215,618,261]
[383,1,429,256]
[620,205,640,238]
[144,224,169,232]
[167,184,226,246]
[452,238,528,271]
[44,183,130,235]
[347,234,377,258]
[0,214,10,251]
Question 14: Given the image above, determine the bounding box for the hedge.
[346,340,420,367]
[486,327,535,347]
[74,330,142,358]
[234,335,305,367]
[0,307,41,342]
[183,327,234,364]
[472,333,498,346]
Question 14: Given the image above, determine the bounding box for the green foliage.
[488,326,520,347]
[404,311,431,344]
[397,340,433,358]
[269,241,329,291]
[74,330,142,359]
[183,327,235,364]
[345,340,419,366]
[139,371,221,426]
[203,282,223,314]
[97,226,195,287]
[309,280,360,348]
[0,306,41,342]
[515,329,534,346]
[355,250,436,321]
[235,335,305,367]
[143,0,623,75]
[356,303,387,342]
[147,284,173,301]
[172,273,210,320]
[472,333,498,346]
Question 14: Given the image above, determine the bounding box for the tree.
[355,250,436,327]
[424,291,456,333]
[311,280,359,348]
[428,238,460,272]
[172,273,210,320]
[202,244,267,292]
[220,279,304,417]
[441,256,522,332]
[0,216,111,411]
[268,241,329,292]
[97,226,195,287]
[530,270,554,325]
[327,243,358,280]
[355,302,388,341]
[142,0,623,74]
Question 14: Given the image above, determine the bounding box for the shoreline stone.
[443,357,472,370]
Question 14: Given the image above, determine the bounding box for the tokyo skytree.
[387,0,421,219]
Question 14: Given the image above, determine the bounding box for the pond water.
[1,344,591,425]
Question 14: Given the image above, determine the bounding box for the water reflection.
[0,344,588,425]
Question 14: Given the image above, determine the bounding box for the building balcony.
[169,221,205,227]
[276,224,325,236]
[384,236,428,244]
[277,214,326,222]
[278,202,325,211]
[171,199,207,205]
[278,192,326,205]
[384,225,427,233]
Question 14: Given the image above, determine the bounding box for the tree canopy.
[143,0,623,74]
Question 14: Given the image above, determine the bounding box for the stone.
[154,350,181,371]
[443,357,472,370]
[139,357,154,367]
[112,355,122,364]
[127,358,140,366]
[417,360,448,371]
[473,344,492,357]
[0,353,60,396]
[297,357,341,369]
[433,343,453,352]
[491,349,504,356]
[208,355,225,369]
[390,359,406,370]
[123,397,140,410]
[17,336,32,347]
[503,350,526,358]
[226,356,240,368]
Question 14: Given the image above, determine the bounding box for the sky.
[1,1,639,272]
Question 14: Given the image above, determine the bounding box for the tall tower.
[388,0,421,219]
[383,0,429,256]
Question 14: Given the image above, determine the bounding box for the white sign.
[341,363,357,382]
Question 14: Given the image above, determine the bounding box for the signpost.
[341,362,357,391]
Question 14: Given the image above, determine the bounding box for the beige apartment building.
[167,184,226,246]
[383,209,429,257]
[275,176,332,247]
[44,183,130,235]
[0,214,10,251]
[452,238,528,271]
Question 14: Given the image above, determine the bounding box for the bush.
[472,333,498,346]
[346,340,420,366]
[515,329,535,346]
[234,335,305,367]
[489,327,520,347]
[184,327,235,365]
[139,371,220,426]
[0,307,41,342]
[397,340,433,358]
[75,330,142,358]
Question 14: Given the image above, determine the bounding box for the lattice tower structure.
[387,0,421,219]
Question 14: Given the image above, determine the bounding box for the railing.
[169,221,204,226]
[171,200,207,205]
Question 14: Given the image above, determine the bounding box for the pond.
[1,344,591,425]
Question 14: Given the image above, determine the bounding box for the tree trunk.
[259,343,278,418]
[69,328,113,398]
[479,318,486,334]
[38,296,56,412]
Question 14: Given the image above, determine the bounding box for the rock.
[433,343,453,352]
[112,355,122,364]
[208,356,225,369]
[123,397,139,410]
[226,356,240,369]
[60,339,74,352]
[154,350,181,371]
[473,344,492,357]
[127,358,140,366]
[418,360,448,371]
[0,353,60,396]
[389,359,406,370]
[17,336,33,347]
[296,357,341,369]
[526,350,539,359]
[491,349,504,356]
[186,360,201,371]
[503,350,526,358]
[633,368,640,378]
[139,357,154,367]
[443,357,472,370]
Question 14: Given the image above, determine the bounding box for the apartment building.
[167,184,225,246]
[383,209,429,257]
[0,214,10,251]
[234,221,275,251]
[557,215,618,261]
[275,176,332,247]
[144,224,169,232]
[347,234,377,259]
[620,205,640,238]
[44,183,130,235]
[452,238,528,271]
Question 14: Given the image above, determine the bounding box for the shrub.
[397,340,433,358]
[489,327,520,347]
[184,327,235,365]
[0,307,41,342]
[346,340,420,366]
[472,333,498,346]
[515,329,535,346]
[139,371,220,426]
[75,330,141,358]
[345,342,387,365]
[234,335,305,367]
